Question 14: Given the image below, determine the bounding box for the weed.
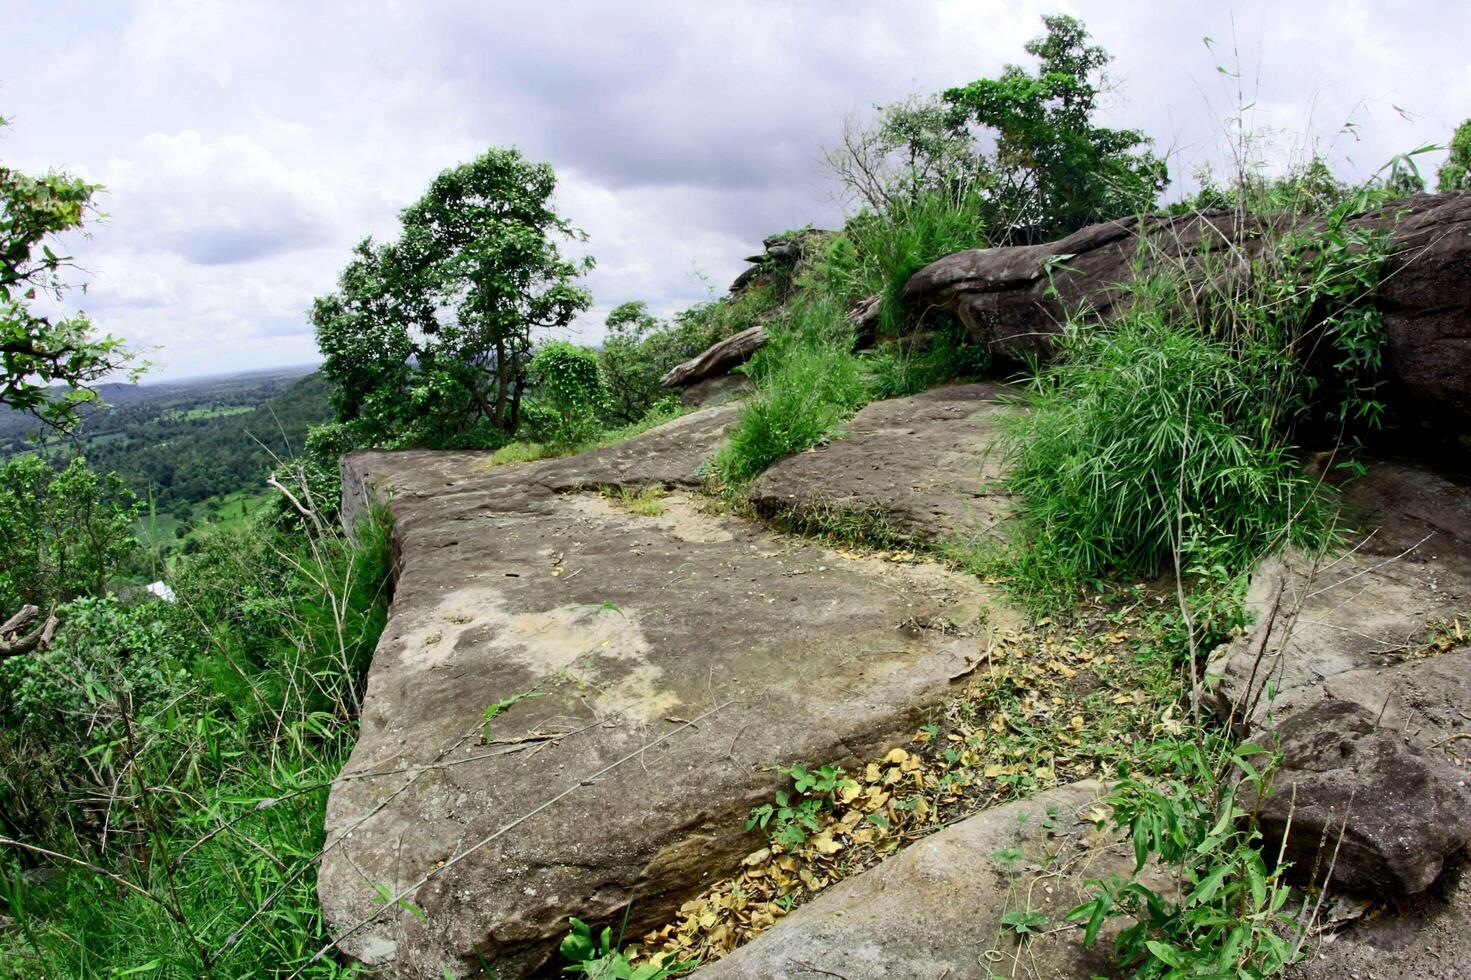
[745,764,856,849]
[1068,737,1298,976]
[482,689,545,744]
[609,485,667,517]
[561,916,694,979]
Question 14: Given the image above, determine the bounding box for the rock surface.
[322,405,1020,977]
[678,373,754,409]
[1250,700,1471,895]
[1207,460,1471,897]
[1290,858,1471,980]
[697,781,1141,980]
[659,325,767,389]
[904,192,1471,433]
[748,383,1015,544]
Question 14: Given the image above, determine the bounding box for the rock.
[1207,460,1471,896]
[903,192,1471,433]
[1249,700,1471,895]
[1207,461,1471,731]
[659,325,767,389]
[679,373,754,409]
[696,782,1145,980]
[747,383,1015,545]
[729,229,830,296]
[321,405,1021,977]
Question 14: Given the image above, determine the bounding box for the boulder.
[729,229,830,296]
[1207,460,1471,896]
[679,373,754,409]
[321,404,1021,977]
[1250,700,1471,895]
[659,325,766,389]
[696,781,1146,980]
[904,192,1471,434]
[747,382,1015,544]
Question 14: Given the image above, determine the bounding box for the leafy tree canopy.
[942,14,1168,240]
[312,147,593,448]
[1,116,135,429]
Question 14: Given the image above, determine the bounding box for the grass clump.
[715,191,992,487]
[1001,284,1331,607]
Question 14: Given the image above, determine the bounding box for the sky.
[3,0,1467,381]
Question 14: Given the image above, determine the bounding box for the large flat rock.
[696,781,1139,980]
[321,406,1019,976]
[747,383,1014,544]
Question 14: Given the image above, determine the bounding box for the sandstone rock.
[748,382,1015,545]
[1207,460,1471,896]
[679,373,753,409]
[321,405,1020,977]
[729,229,830,296]
[659,325,766,389]
[903,192,1471,433]
[697,781,1143,980]
[1250,700,1471,895]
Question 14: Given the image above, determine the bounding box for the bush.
[0,503,393,977]
[528,341,609,448]
[1001,281,1332,605]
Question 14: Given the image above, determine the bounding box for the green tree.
[1,116,135,428]
[943,15,1167,240]
[825,93,982,212]
[0,456,140,612]
[1438,118,1471,191]
[312,148,593,448]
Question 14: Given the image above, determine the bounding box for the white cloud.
[0,0,1465,379]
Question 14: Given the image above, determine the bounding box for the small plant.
[612,485,667,517]
[561,917,693,979]
[745,764,856,849]
[999,909,1048,939]
[482,689,544,744]
[1067,738,1298,977]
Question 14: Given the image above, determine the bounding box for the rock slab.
[697,781,1139,980]
[748,382,1015,544]
[903,192,1471,436]
[321,405,1019,977]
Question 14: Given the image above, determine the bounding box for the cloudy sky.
[3,0,1467,380]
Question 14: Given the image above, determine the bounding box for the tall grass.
[715,191,991,485]
[0,490,392,977]
[1000,280,1332,607]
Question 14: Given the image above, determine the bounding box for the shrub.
[714,291,868,485]
[1001,280,1331,605]
[529,341,609,448]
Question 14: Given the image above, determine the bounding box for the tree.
[1,116,135,429]
[0,455,140,612]
[824,94,982,213]
[943,15,1167,241]
[1438,119,1471,191]
[313,148,593,448]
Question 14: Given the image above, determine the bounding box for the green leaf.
[1144,940,1184,967]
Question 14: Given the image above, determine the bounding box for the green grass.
[993,274,1337,610]
[714,191,992,487]
[0,505,393,977]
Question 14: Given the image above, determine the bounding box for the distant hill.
[1,367,335,511]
